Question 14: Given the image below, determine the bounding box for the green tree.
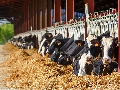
[0,23,14,44]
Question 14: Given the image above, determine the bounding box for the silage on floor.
[0,43,120,90]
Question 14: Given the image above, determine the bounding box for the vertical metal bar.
[42,0,47,28]
[16,23,19,35]
[32,0,35,30]
[45,0,47,28]
[66,0,74,21]
[21,13,24,33]
[27,6,29,31]
[54,0,61,23]
[24,8,27,32]
[25,5,29,32]
[37,0,42,30]
[118,0,120,72]
[47,0,52,27]
[34,0,37,30]
[17,20,20,34]
[29,0,32,31]
[84,0,94,39]
[14,23,16,35]
[84,0,94,13]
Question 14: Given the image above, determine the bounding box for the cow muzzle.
[86,56,93,64]
[102,58,111,68]
[102,58,111,64]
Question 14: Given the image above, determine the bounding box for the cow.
[38,33,53,56]
[57,39,85,65]
[10,34,37,50]
[100,36,118,75]
[72,34,102,76]
[22,34,37,49]
[50,35,74,64]
[15,34,37,49]
[91,35,118,76]
[45,33,64,56]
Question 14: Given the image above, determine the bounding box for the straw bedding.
[0,43,120,90]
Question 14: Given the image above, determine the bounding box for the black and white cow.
[91,32,118,76]
[10,34,37,49]
[23,34,37,49]
[72,34,102,76]
[38,33,53,56]
[57,39,85,65]
[100,36,118,75]
[45,33,64,56]
[50,35,74,64]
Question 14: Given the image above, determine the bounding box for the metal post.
[27,6,29,31]
[118,0,120,72]
[84,0,94,39]
[47,0,52,27]
[42,0,47,28]
[84,0,94,13]
[66,0,74,22]
[34,0,37,30]
[14,23,17,35]
[37,0,42,30]
[24,8,27,32]
[54,0,61,23]
[21,13,24,33]
[32,0,35,30]
[29,0,32,31]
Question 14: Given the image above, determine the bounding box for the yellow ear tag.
[48,34,51,37]
[66,58,69,61]
[117,44,119,47]
[78,42,81,46]
[95,43,99,46]
[57,42,61,45]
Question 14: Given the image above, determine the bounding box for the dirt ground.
[0,45,17,90]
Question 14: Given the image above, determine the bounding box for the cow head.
[45,33,53,39]
[75,40,85,47]
[101,37,118,67]
[46,34,63,54]
[46,39,62,55]
[86,34,101,62]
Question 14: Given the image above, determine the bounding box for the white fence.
[14,7,118,42]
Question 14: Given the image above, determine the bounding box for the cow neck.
[49,38,56,46]
[39,38,47,51]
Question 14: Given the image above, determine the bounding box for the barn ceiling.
[0,0,29,23]
[0,0,118,23]
[60,0,118,12]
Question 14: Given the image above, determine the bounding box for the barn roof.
[0,0,118,23]
[0,0,29,23]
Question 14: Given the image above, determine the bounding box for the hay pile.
[0,43,120,90]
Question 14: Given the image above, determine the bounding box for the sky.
[0,19,10,25]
